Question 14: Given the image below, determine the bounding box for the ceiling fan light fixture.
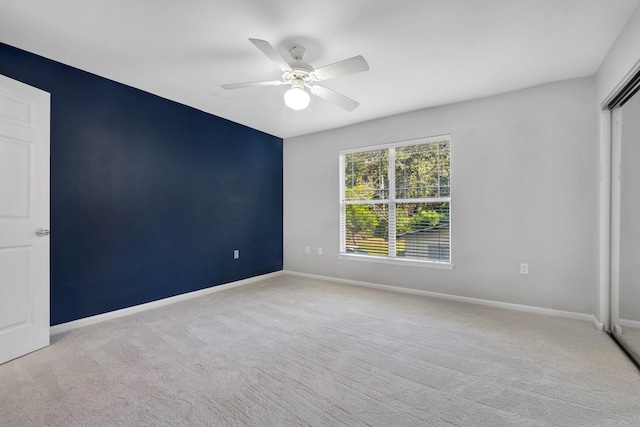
[284,87,310,110]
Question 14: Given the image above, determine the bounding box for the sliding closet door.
[612,87,640,363]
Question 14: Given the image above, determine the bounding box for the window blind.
[340,136,451,262]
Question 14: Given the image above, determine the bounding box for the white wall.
[284,77,597,314]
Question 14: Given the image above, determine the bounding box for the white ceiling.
[0,0,638,138]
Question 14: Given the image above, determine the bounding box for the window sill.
[336,253,454,270]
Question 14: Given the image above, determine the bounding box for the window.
[339,136,451,265]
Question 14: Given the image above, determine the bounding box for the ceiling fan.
[221,38,369,112]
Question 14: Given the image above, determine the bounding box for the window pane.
[395,140,450,199]
[396,202,450,261]
[344,150,389,201]
[345,203,389,257]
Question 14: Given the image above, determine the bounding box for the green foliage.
[345,204,378,245]
[395,140,450,198]
[395,207,411,234]
[345,185,378,245]
[409,209,442,228]
[344,150,389,200]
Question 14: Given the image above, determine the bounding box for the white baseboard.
[284,270,600,328]
[52,269,603,336]
[50,271,284,335]
[591,316,605,331]
[618,318,640,329]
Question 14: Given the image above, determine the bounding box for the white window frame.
[338,135,453,269]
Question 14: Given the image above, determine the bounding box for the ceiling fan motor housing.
[283,68,314,86]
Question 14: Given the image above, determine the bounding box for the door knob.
[35,228,50,237]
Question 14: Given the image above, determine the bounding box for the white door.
[0,74,50,365]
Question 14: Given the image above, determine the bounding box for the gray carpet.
[1,274,639,426]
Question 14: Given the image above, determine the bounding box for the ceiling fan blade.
[310,85,360,112]
[312,56,369,81]
[249,38,293,72]
[221,80,285,90]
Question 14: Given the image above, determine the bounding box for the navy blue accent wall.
[0,42,283,325]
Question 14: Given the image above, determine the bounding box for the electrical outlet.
[520,263,528,274]
[317,247,323,255]
[234,249,239,259]
[305,246,310,254]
